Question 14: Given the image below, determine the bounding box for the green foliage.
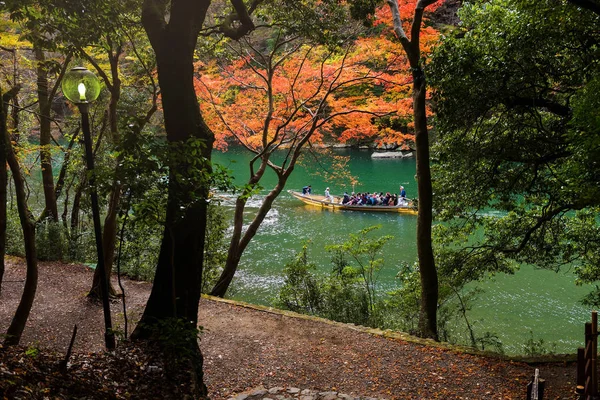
[276,231,500,348]
[255,0,353,48]
[25,345,40,358]
[325,225,392,315]
[522,331,556,357]
[277,228,396,328]
[275,224,502,349]
[320,275,372,326]
[429,0,600,301]
[162,138,234,218]
[382,263,422,334]
[66,229,97,264]
[277,227,391,328]
[348,0,378,27]
[275,243,323,314]
[119,217,161,281]
[35,219,67,261]
[474,332,503,353]
[202,202,229,294]
[5,208,25,257]
[111,125,207,282]
[5,0,144,51]
[117,201,228,284]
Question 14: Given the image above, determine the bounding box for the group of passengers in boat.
[302,185,409,206]
[341,190,408,206]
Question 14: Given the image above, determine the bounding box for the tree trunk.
[3,87,38,347]
[412,68,438,340]
[210,196,246,297]
[131,2,214,396]
[89,182,121,297]
[70,178,84,235]
[10,94,20,144]
[386,0,439,340]
[35,45,59,222]
[132,30,213,336]
[211,177,286,297]
[54,127,79,201]
[0,88,8,294]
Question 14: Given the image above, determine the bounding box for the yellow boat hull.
[288,191,417,215]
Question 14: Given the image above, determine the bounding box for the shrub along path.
[0,258,575,399]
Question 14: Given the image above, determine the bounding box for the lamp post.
[62,66,115,350]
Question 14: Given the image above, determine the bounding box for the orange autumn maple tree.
[198,43,404,150]
[197,14,439,151]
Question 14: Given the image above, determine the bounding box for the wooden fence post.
[578,347,586,396]
[579,312,600,399]
[592,311,598,397]
[585,322,593,397]
[526,368,545,400]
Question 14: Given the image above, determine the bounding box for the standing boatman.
[325,187,334,202]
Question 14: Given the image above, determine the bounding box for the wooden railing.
[577,311,598,399]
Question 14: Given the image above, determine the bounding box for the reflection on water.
[213,148,591,354]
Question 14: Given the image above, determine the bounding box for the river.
[213,147,591,355]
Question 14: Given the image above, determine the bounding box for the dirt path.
[0,258,576,399]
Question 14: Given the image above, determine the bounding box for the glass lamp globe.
[61,66,101,104]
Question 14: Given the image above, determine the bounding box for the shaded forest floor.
[0,258,577,399]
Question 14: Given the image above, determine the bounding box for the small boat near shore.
[288,190,417,215]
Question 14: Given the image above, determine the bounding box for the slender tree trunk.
[387,0,439,340]
[210,196,247,297]
[10,94,20,144]
[35,45,58,222]
[89,182,121,297]
[3,87,38,347]
[70,179,84,234]
[54,127,79,201]
[2,85,22,294]
[61,179,71,229]
[412,69,438,340]
[211,161,268,297]
[0,88,8,294]
[211,179,286,297]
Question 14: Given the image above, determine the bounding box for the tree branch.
[79,49,114,92]
[506,96,571,117]
[387,0,412,56]
[2,85,22,108]
[219,0,264,39]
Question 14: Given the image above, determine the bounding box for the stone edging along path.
[229,386,385,400]
[201,294,576,364]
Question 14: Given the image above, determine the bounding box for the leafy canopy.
[429,0,600,301]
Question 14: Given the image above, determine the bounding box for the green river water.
[215,147,590,355]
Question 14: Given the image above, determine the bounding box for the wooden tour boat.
[288,190,417,215]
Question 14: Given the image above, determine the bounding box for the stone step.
[228,386,385,400]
